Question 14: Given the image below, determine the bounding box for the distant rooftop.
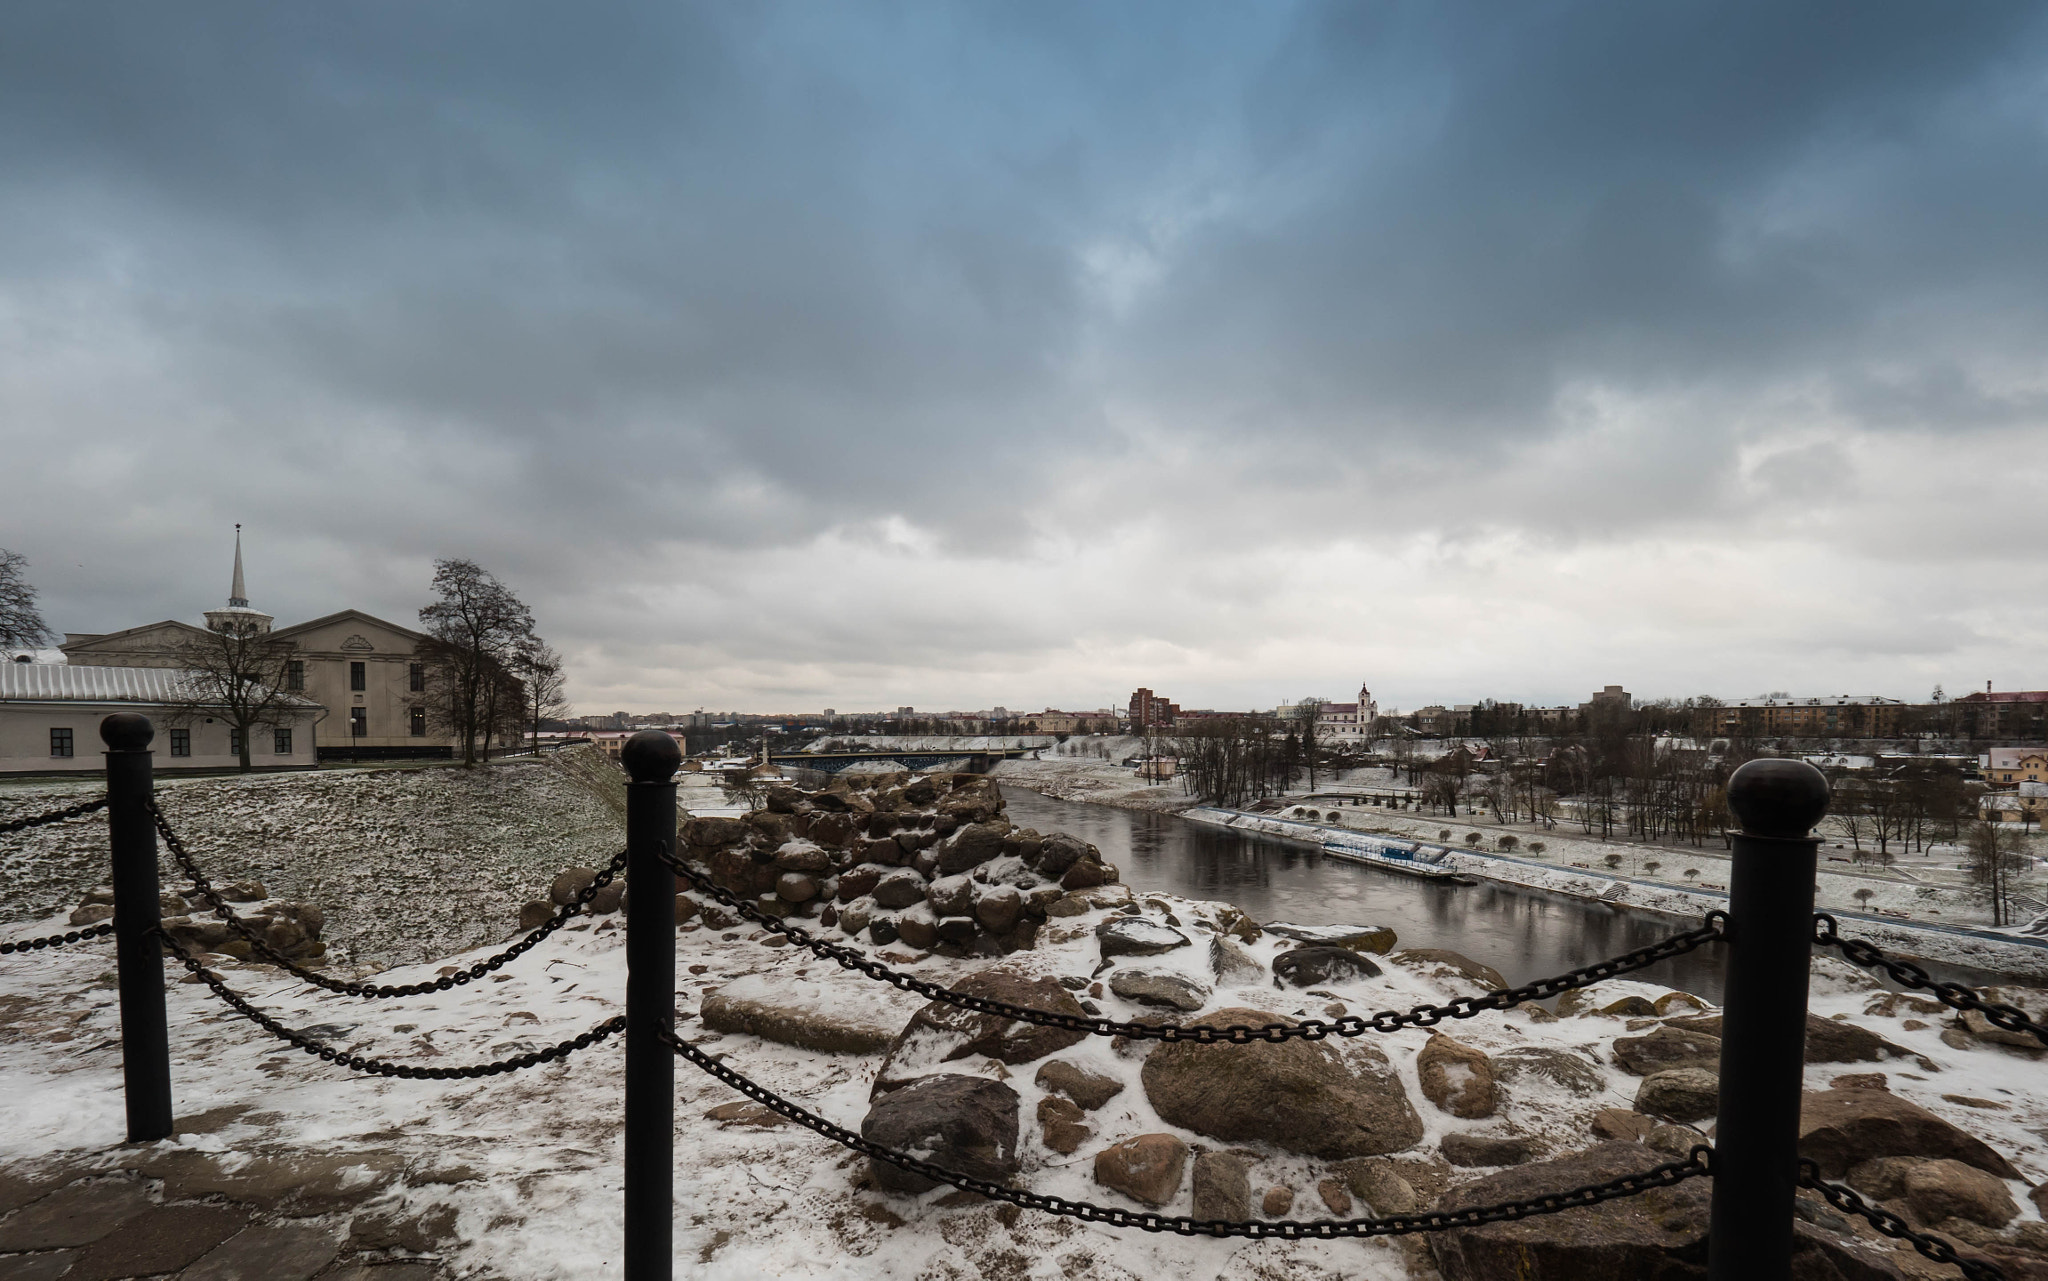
[0,663,317,706]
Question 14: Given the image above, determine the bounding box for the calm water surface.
[1003,788,2014,1003]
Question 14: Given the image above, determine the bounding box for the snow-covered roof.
[0,663,318,707]
[1718,695,1905,708]
[1986,748,2048,769]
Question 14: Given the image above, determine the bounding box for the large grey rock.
[1334,1158,1417,1215]
[1634,1069,1719,1123]
[1097,917,1191,958]
[1904,1159,2019,1228]
[938,822,1010,875]
[1493,1046,1607,1098]
[1264,922,1399,954]
[874,969,1090,1093]
[1037,1096,1090,1154]
[1191,1151,1252,1220]
[861,1074,1020,1195]
[1798,1087,2020,1179]
[549,867,600,906]
[1428,1142,1905,1281]
[1272,946,1382,988]
[700,976,899,1054]
[1665,1014,1907,1066]
[926,874,974,916]
[1093,1133,1189,1207]
[1612,1026,1723,1077]
[872,868,929,910]
[974,885,1023,935]
[1034,1059,1124,1111]
[1140,1006,1423,1159]
[1210,936,1266,985]
[1035,833,1094,876]
[183,1221,339,1281]
[1416,1033,1499,1119]
[1109,970,1210,1012]
[1392,948,1508,990]
[1441,1133,1536,1167]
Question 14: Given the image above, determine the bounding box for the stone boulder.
[1061,860,1113,890]
[1097,917,1191,959]
[1428,1142,1904,1281]
[1416,1033,1499,1119]
[771,844,831,873]
[1272,946,1383,988]
[1665,1013,1907,1066]
[1037,1096,1091,1154]
[1392,949,1508,991]
[1493,1046,1607,1098]
[938,822,1010,876]
[872,868,928,910]
[587,882,626,914]
[1210,937,1267,985]
[682,817,749,850]
[1848,1157,2019,1229]
[1441,1132,1536,1167]
[1109,970,1210,1012]
[1094,1134,1189,1208]
[874,969,1091,1093]
[1034,1060,1124,1111]
[1611,1026,1723,1076]
[1957,986,2048,1049]
[974,885,1023,936]
[1140,1006,1423,1159]
[1265,923,1399,955]
[700,975,900,1054]
[1634,1069,1719,1123]
[1335,1158,1417,1215]
[861,1074,1020,1195]
[1798,1088,2019,1179]
[1035,833,1093,877]
[550,867,601,906]
[1191,1151,1252,1220]
[926,874,974,916]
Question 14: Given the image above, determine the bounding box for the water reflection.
[1003,788,2016,1004]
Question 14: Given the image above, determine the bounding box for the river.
[1002,788,2011,1003]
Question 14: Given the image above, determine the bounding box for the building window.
[230,728,242,756]
[50,728,73,758]
[169,728,191,757]
[350,661,367,692]
[274,728,293,755]
[350,707,368,737]
[409,662,424,693]
[410,706,427,737]
[287,660,305,691]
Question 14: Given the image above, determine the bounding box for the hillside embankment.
[0,747,624,969]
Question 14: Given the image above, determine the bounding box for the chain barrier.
[150,800,626,999]
[0,921,116,955]
[0,797,109,835]
[1798,1161,2009,1281]
[157,928,625,1079]
[658,1022,1709,1236]
[1812,914,2048,1049]
[659,842,1726,1042]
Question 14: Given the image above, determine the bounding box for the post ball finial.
[1727,758,1830,838]
[99,712,155,752]
[620,730,682,784]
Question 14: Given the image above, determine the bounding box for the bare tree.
[0,549,55,650]
[161,625,300,772]
[512,639,571,747]
[418,559,536,766]
[1967,821,2029,927]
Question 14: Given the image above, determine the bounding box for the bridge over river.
[770,747,1038,776]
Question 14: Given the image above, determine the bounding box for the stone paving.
[0,1107,484,1281]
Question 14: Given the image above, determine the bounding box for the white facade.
[1316,681,1379,740]
[0,662,321,773]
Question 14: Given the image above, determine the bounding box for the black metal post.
[101,713,173,1142]
[622,730,681,1281]
[1708,758,1831,1281]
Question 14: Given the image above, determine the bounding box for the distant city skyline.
[7,3,2047,715]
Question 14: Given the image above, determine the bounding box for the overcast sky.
[6,2,2048,716]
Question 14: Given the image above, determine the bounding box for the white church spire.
[205,525,274,636]
[229,523,249,608]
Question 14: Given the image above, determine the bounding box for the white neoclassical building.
[1315,681,1379,741]
[0,662,323,774]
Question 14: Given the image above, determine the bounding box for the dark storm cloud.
[5,1,2047,706]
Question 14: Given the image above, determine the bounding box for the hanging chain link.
[1812,914,2048,1049]
[658,1021,1710,1236]
[149,800,626,998]
[0,797,109,835]
[0,921,116,955]
[157,927,624,1079]
[1799,1161,2010,1281]
[660,841,1725,1042]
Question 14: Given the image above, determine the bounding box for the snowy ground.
[0,752,622,970]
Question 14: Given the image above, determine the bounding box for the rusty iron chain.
[157,927,624,1079]
[0,797,109,835]
[149,800,626,999]
[1812,914,2048,1049]
[659,842,1726,1042]
[1799,1161,2009,1281]
[659,1021,1711,1236]
[0,921,116,955]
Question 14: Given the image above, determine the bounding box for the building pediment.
[60,620,215,657]
[272,609,428,656]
